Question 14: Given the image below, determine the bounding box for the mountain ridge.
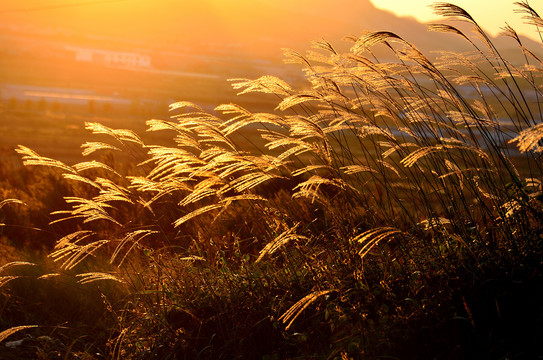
[1,0,539,59]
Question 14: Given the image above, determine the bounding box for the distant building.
[66,46,152,69]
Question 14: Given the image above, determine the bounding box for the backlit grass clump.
[1,2,543,359]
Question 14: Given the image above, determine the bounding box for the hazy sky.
[369,0,542,41]
[1,0,541,52]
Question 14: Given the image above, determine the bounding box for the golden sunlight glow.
[3,0,540,50]
[1,0,541,102]
[369,0,541,41]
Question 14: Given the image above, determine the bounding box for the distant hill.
[0,0,540,60]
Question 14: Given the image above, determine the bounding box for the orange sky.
[1,0,540,53]
[0,1,375,58]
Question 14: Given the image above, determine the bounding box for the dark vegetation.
[1,2,543,359]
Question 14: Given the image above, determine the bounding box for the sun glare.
[369,0,540,41]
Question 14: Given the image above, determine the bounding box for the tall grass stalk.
[1,1,543,358]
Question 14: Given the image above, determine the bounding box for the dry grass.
[1,2,543,359]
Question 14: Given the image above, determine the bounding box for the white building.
[67,46,152,69]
